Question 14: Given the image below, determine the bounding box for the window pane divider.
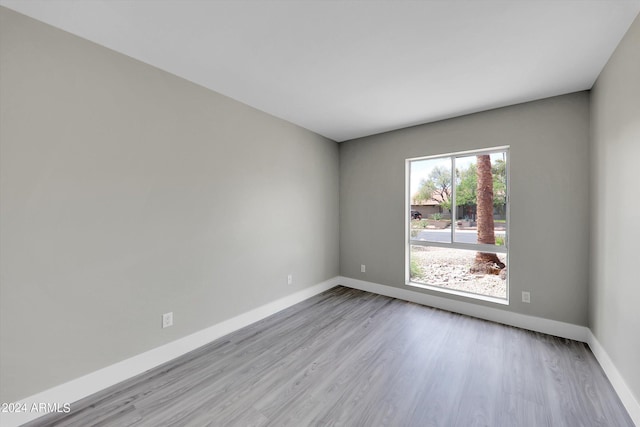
[409,239,507,253]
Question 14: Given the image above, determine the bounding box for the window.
[406,147,509,302]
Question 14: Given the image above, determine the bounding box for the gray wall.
[340,92,590,325]
[590,13,640,404]
[0,8,339,402]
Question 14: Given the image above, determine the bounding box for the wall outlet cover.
[162,312,173,328]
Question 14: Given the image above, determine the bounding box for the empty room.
[1,1,639,426]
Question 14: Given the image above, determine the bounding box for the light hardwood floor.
[26,286,633,426]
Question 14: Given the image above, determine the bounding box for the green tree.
[455,163,477,215]
[492,158,507,211]
[413,166,452,211]
[455,158,506,217]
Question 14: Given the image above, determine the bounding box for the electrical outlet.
[361,264,366,273]
[522,292,531,303]
[287,274,293,285]
[162,312,173,328]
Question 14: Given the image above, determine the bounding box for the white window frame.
[405,146,510,303]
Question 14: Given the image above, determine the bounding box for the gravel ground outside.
[410,246,507,299]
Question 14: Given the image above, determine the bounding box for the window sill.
[406,281,509,305]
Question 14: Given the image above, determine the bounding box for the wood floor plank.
[24,286,634,427]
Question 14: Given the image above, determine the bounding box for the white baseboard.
[338,276,589,342]
[588,332,640,426]
[0,277,340,427]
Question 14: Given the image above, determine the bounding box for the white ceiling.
[2,1,639,142]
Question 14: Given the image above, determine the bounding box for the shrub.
[410,259,423,278]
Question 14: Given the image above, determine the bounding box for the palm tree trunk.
[473,154,505,271]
